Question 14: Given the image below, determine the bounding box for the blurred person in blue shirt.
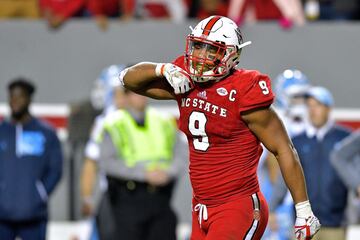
[292,86,350,240]
[0,78,63,240]
[268,85,351,240]
[81,65,128,240]
[331,129,360,198]
[331,129,360,224]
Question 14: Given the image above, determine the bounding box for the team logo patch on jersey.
[197,90,207,99]
[216,87,228,96]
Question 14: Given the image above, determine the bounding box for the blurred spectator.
[134,0,187,22]
[86,0,135,31]
[0,78,63,240]
[67,76,104,220]
[273,69,311,136]
[292,86,350,240]
[0,0,40,18]
[354,2,360,19]
[81,65,128,239]
[39,0,87,29]
[331,130,360,224]
[228,0,305,29]
[331,129,360,197]
[304,0,359,20]
[67,81,103,152]
[87,0,124,19]
[87,0,187,30]
[97,90,187,240]
[187,0,229,19]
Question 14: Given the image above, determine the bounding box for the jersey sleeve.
[172,55,186,68]
[238,72,274,113]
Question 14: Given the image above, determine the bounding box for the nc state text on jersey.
[181,97,227,117]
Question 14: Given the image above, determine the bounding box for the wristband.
[118,68,129,86]
[295,200,313,218]
[155,63,165,77]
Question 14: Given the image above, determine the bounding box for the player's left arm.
[242,107,320,239]
[241,106,308,204]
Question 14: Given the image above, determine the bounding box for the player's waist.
[191,176,259,207]
[189,145,261,162]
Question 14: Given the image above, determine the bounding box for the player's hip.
[191,177,260,206]
[191,191,269,240]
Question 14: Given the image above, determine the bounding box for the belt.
[106,176,174,194]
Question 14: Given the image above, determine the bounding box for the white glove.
[156,63,192,94]
[294,200,321,240]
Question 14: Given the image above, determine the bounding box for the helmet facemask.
[185,36,240,83]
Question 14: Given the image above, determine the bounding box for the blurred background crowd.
[1,0,360,240]
[1,0,360,30]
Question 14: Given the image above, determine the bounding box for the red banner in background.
[337,121,360,130]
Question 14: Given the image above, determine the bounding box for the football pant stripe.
[243,193,260,240]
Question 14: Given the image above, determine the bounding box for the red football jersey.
[173,56,274,206]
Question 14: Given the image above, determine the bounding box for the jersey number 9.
[189,111,209,151]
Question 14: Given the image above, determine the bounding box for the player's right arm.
[242,107,309,204]
[242,107,320,240]
[121,62,192,99]
[238,71,320,239]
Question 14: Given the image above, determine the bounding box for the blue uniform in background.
[0,117,63,240]
[293,124,351,227]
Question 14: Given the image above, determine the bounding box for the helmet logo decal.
[202,16,222,36]
[216,87,228,96]
[234,28,243,44]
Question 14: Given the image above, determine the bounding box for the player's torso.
[178,76,246,150]
[176,71,263,205]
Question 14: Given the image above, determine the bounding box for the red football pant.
[190,192,269,240]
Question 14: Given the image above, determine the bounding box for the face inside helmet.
[185,36,238,82]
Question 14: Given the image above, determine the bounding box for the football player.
[119,15,320,240]
[274,69,311,136]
